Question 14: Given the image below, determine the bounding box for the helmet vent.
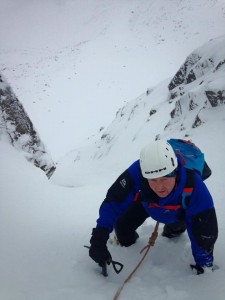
[171,157,175,166]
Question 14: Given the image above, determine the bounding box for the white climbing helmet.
[140,140,178,179]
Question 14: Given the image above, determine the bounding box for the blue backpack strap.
[181,169,195,209]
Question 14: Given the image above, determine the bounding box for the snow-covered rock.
[0,73,56,178]
[166,36,225,133]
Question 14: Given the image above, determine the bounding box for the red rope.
[113,222,160,300]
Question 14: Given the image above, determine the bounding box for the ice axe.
[84,245,123,277]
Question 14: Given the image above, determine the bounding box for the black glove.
[190,264,214,275]
[89,228,112,267]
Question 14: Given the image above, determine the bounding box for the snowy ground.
[1,122,225,300]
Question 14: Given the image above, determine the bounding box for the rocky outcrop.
[168,53,201,91]
[166,36,225,132]
[0,73,56,178]
[205,90,225,107]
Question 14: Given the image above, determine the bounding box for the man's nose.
[156,182,164,190]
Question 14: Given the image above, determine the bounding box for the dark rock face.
[165,36,225,132]
[0,73,56,178]
[168,53,201,91]
[205,90,225,107]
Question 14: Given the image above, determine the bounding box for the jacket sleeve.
[96,161,141,232]
[185,174,218,266]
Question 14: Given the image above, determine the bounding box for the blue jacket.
[96,159,218,267]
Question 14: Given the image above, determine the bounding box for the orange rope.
[113,222,159,300]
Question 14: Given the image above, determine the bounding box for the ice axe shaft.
[101,261,108,277]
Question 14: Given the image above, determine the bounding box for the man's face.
[147,177,176,198]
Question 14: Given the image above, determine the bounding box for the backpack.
[167,139,212,209]
[167,138,211,181]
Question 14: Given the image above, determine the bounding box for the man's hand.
[89,228,112,267]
